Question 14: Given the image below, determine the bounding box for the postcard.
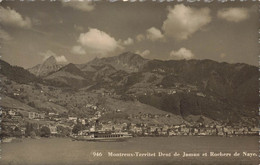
[0,0,258,165]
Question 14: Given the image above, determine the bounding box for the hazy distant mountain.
[80,52,148,73]
[28,56,65,77]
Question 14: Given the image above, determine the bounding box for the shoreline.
[1,134,258,144]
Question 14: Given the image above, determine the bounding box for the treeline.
[1,122,71,138]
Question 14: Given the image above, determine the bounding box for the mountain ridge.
[81,52,149,73]
[0,52,258,126]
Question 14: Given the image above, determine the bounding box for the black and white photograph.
[0,0,258,165]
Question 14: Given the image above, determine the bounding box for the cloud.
[31,18,41,26]
[61,0,95,12]
[170,48,194,60]
[219,53,227,59]
[122,37,134,46]
[217,8,249,22]
[39,50,68,63]
[146,27,164,41]
[135,28,163,42]
[136,34,145,42]
[74,24,84,31]
[0,6,32,28]
[162,4,211,40]
[76,28,121,55]
[0,28,12,41]
[55,56,68,63]
[136,49,150,57]
[71,45,86,55]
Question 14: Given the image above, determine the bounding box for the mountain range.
[0,52,258,126]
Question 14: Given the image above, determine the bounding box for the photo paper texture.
[0,0,258,165]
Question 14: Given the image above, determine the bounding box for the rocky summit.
[28,56,65,77]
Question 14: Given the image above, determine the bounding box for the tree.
[0,126,12,138]
[40,126,51,137]
[28,101,36,108]
[154,128,159,136]
[13,127,22,138]
[25,122,40,137]
[30,131,36,138]
[72,124,82,134]
[57,125,71,137]
[25,122,33,137]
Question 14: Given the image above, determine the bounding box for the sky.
[0,0,258,68]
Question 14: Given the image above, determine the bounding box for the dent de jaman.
[182,152,200,157]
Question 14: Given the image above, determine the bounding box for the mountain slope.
[1,96,36,111]
[0,59,39,84]
[141,59,258,105]
[136,59,258,124]
[45,63,90,87]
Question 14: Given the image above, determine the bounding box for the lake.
[0,136,258,165]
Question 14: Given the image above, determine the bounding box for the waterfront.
[0,136,258,165]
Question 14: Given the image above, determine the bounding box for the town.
[1,106,258,140]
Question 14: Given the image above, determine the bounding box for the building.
[12,115,22,121]
[35,113,45,119]
[68,117,77,124]
[29,112,36,119]
[48,112,56,116]
[29,112,45,119]
[196,92,206,97]
[78,118,86,125]
[8,110,16,116]
[49,126,58,134]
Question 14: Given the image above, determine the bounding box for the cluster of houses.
[1,108,59,135]
[1,107,258,138]
[28,112,45,119]
[130,113,171,119]
[128,82,202,98]
[95,122,259,136]
[74,121,258,137]
[2,108,23,121]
